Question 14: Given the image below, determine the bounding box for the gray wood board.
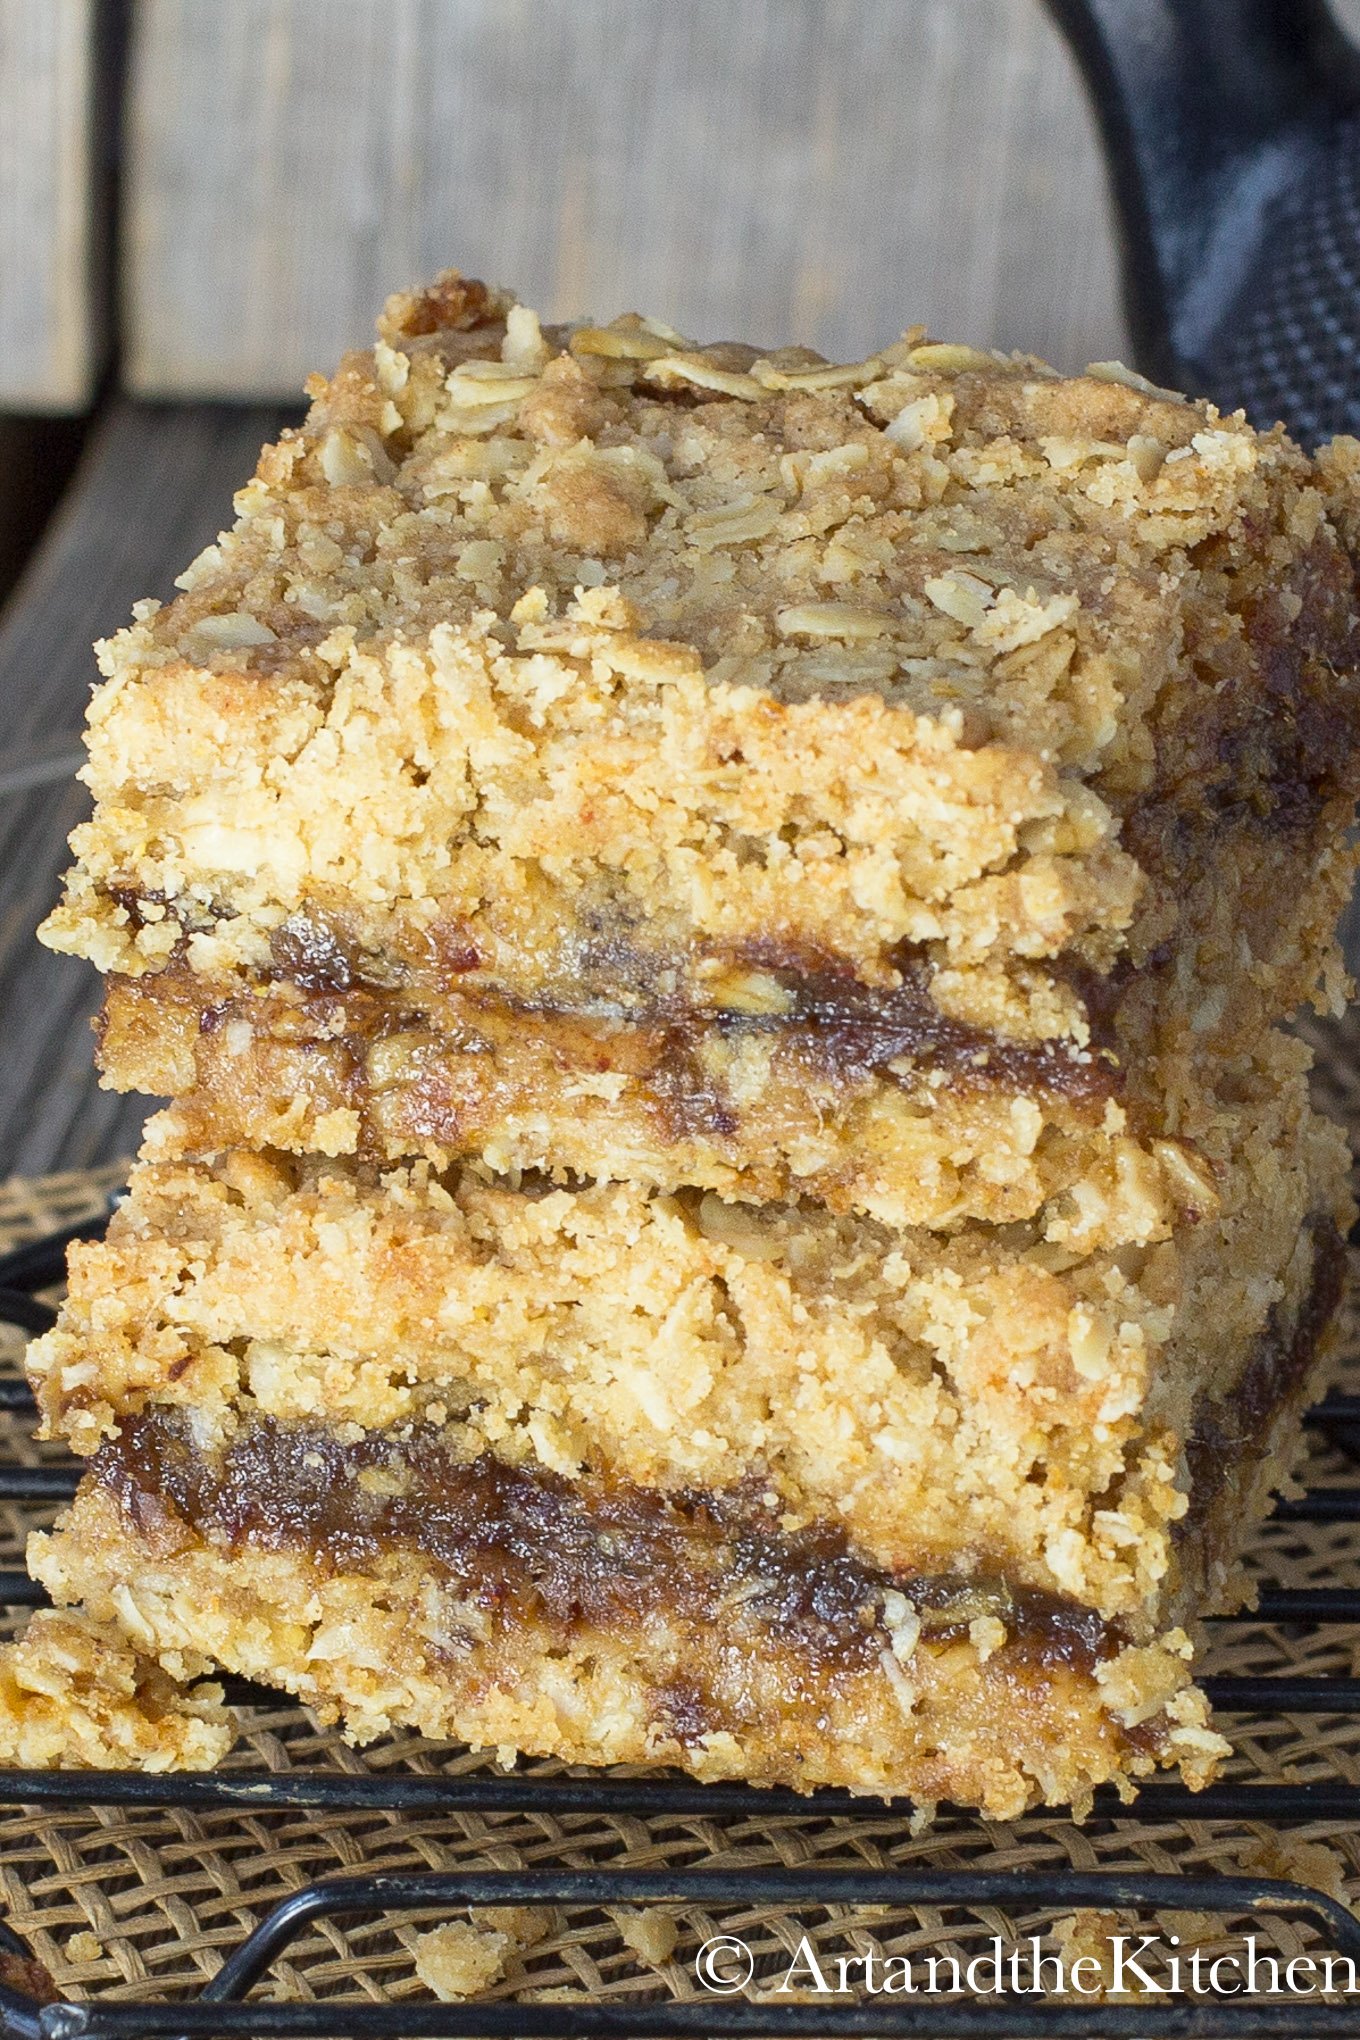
[124,0,1129,398]
[0,400,293,1176]
[0,0,100,410]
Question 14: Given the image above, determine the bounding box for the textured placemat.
[1,1025,1360,2019]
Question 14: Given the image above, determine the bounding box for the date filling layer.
[103,937,1120,1125]
[93,1407,1123,1680]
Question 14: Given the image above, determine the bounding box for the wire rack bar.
[1313,1396,1360,1424]
[1228,1588,1360,1620]
[18,1867,1360,2039]
[0,1469,78,1502]
[36,2001,1360,2037]
[1201,1675,1360,1711]
[0,1764,1354,1825]
[0,1294,57,1338]
[0,1574,47,1607]
[1276,1490,1360,1521]
[0,1214,110,1293]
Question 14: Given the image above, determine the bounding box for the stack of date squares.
[2,272,1359,1821]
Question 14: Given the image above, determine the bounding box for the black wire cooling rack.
[3,1214,1360,2034]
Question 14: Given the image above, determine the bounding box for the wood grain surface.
[0,0,102,411]
[0,402,293,1175]
[123,0,1129,398]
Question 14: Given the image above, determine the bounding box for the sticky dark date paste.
[94,1410,1115,1678]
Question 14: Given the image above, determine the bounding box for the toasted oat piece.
[412,1921,513,2003]
[38,274,1360,1241]
[0,1608,232,1771]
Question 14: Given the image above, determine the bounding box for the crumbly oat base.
[0,1609,232,1771]
[25,1181,1337,1806]
[32,1470,1223,1821]
[27,1032,1351,1628]
[37,274,1360,1229]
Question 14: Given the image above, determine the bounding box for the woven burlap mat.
[4,1026,1360,2017]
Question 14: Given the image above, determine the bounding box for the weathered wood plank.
[124,0,1128,398]
[0,401,294,1175]
[0,0,102,410]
